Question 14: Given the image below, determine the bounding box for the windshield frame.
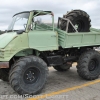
[7,10,54,32]
[8,12,30,32]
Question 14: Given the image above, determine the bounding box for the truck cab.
[0,10,58,68]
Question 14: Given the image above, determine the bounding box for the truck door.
[28,30,58,51]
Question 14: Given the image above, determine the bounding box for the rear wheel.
[77,50,100,80]
[9,56,49,95]
[53,62,72,72]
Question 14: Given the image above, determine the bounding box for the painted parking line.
[28,79,100,100]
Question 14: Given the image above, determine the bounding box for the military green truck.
[0,10,100,95]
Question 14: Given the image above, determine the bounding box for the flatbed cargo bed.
[56,28,100,48]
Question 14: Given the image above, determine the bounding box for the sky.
[0,0,100,30]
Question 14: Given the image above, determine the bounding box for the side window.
[35,15,52,25]
[33,15,53,30]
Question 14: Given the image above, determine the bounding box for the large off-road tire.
[60,10,91,32]
[53,63,72,72]
[0,68,9,81]
[9,56,49,95]
[77,50,100,80]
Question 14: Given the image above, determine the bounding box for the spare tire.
[60,10,91,32]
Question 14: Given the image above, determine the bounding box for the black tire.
[0,68,9,81]
[9,56,49,95]
[77,50,100,80]
[60,10,91,32]
[53,63,72,72]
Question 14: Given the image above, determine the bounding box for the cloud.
[0,0,100,30]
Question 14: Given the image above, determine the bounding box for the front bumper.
[0,62,9,68]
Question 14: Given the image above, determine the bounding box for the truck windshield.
[8,12,29,31]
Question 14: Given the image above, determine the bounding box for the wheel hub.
[24,67,40,84]
[88,59,97,71]
[26,71,35,81]
[75,20,84,32]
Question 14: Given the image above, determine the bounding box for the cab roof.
[13,10,53,17]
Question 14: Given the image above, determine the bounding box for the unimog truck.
[0,10,100,95]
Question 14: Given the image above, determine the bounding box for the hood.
[0,32,17,48]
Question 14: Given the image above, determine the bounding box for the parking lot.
[0,63,100,100]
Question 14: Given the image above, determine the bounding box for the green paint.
[0,32,29,61]
[0,32,17,48]
[28,30,58,51]
[0,10,100,62]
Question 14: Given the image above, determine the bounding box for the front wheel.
[9,56,49,95]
